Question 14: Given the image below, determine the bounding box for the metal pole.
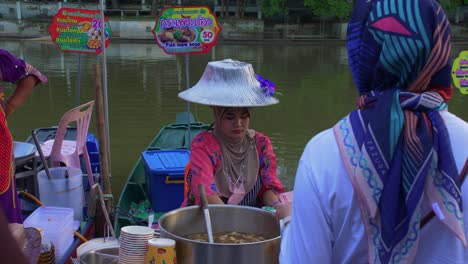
[177,55,182,90]
[100,0,111,173]
[16,1,22,21]
[185,54,191,146]
[76,53,82,106]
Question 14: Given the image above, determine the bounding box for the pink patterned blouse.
[182,130,285,206]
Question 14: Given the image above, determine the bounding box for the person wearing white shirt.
[277,0,468,263]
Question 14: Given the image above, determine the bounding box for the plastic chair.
[38,101,95,186]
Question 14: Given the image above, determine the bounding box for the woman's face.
[218,108,250,139]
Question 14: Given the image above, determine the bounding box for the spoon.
[198,184,214,243]
[148,213,154,228]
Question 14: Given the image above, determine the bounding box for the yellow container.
[145,238,177,264]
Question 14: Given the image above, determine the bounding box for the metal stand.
[15,156,44,200]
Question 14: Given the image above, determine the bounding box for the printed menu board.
[49,8,111,55]
[152,6,221,55]
[452,51,468,95]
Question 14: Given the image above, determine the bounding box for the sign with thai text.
[49,8,111,55]
[452,51,468,95]
[152,6,221,55]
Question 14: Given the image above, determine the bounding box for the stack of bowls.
[37,244,55,264]
[119,226,154,263]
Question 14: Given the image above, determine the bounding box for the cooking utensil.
[79,246,119,264]
[159,204,281,264]
[148,213,154,228]
[31,131,52,180]
[198,184,214,243]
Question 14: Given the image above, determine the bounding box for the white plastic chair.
[38,101,95,186]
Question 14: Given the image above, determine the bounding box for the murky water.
[2,39,467,197]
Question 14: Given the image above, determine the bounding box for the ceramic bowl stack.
[119,226,154,264]
[37,244,55,264]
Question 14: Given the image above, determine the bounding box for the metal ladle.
[31,131,52,180]
[198,184,214,243]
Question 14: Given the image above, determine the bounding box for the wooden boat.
[114,112,210,237]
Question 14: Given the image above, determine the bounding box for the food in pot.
[187,231,266,243]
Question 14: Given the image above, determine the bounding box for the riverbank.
[0,35,349,46]
[0,18,347,40]
[2,18,468,43]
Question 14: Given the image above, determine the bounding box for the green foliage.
[437,0,462,10]
[304,0,352,20]
[261,0,287,18]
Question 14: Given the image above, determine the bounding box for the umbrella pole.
[76,53,81,107]
[94,64,113,224]
[99,0,112,176]
[96,0,113,217]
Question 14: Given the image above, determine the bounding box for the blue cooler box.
[141,149,190,212]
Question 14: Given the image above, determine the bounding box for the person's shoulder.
[441,111,468,130]
[192,130,217,148]
[300,128,344,172]
[441,111,468,167]
[297,128,352,209]
[303,128,336,155]
[442,111,468,144]
[254,131,271,149]
[254,130,270,139]
[193,130,213,139]
[297,128,340,173]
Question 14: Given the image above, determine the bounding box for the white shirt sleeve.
[279,147,333,263]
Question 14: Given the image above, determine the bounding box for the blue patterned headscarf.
[333,0,466,263]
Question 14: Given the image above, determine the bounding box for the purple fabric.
[0,48,48,94]
[0,180,22,224]
[0,49,27,83]
[0,49,48,224]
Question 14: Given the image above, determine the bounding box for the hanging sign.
[452,51,468,95]
[48,8,111,55]
[152,6,221,55]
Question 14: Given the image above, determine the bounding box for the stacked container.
[85,133,100,173]
[37,167,84,221]
[24,206,74,260]
[141,149,190,212]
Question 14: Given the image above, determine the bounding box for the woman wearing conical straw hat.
[179,59,285,208]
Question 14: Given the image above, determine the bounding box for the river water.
[2,39,467,197]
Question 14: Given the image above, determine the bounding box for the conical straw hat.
[178,59,279,107]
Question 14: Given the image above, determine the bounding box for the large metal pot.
[158,205,280,264]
